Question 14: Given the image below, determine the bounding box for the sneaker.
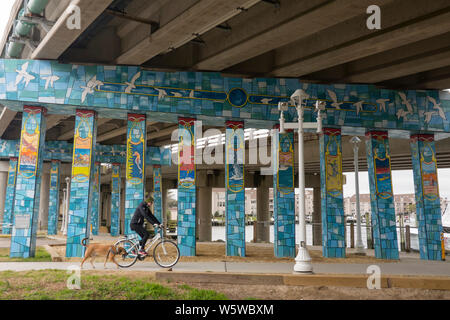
[138,250,148,256]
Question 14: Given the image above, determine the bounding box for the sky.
[0,0,15,39]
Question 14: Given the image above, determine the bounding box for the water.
[211,224,426,251]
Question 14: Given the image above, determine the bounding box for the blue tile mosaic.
[410,134,443,261]
[319,128,346,258]
[366,131,399,260]
[1,157,17,235]
[272,129,296,258]
[110,163,121,237]
[225,121,245,257]
[47,160,60,235]
[90,162,100,235]
[153,165,162,224]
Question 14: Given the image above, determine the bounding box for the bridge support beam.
[10,106,47,258]
[110,163,121,236]
[365,130,399,260]
[319,128,346,258]
[47,160,61,235]
[2,157,18,235]
[177,117,197,256]
[273,128,296,257]
[66,110,97,257]
[90,162,101,235]
[225,121,245,257]
[410,134,443,260]
[125,114,146,236]
[153,165,163,224]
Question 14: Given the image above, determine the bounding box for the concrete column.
[272,128,295,257]
[120,177,126,235]
[110,163,121,237]
[198,186,212,242]
[38,171,50,231]
[48,160,61,235]
[225,121,245,257]
[2,158,18,235]
[256,185,270,243]
[10,106,47,258]
[0,171,7,225]
[153,165,163,224]
[319,128,345,258]
[410,134,443,260]
[125,113,146,236]
[162,186,169,230]
[365,130,399,260]
[312,186,322,246]
[177,117,197,256]
[66,109,97,257]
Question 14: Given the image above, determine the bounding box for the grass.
[0,270,229,300]
[0,247,52,262]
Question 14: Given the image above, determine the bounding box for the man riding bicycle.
[130,196,161,256]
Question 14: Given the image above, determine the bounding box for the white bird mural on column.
[15,62,35,87]
[376,98,390,112]
[424,111,436,123]
[353,101,364,115]
[80,75,104,103]
[189,90,195,98]
[124,71,141,93]
[42,75,60,90]
[327,90,343,109]
[0,141,7,153]
[427,96,447,120]
[396,108,411,120]
[260,98,273,104]
[398,92,414,114]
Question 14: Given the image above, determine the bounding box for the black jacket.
[130,201,161,225]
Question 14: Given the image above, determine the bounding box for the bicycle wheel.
[153,240,180,268]
[114,239,139,268]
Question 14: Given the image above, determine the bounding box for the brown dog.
[80,238,126,269]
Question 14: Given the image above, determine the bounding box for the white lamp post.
[279,90,325,273]
[350,136,365,255]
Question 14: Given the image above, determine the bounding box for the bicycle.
[113,225,180,268]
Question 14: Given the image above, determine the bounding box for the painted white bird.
[424,111,436,123]
[42,75,60,90]
[327,90,343,109]
[376,98,390,112]
[15,62,35,87]
[398,92,414,114]
[428,96,447,120]
[189,90,195,98]
[155,88,168,101]
[124,71,141,93]
[353,101,365,115]
[0,141,7,153]
[80,76,104,103]
[172,92,183,97]
[260,98,273,104]
[396,108,411,120]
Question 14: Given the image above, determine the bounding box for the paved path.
[0,259,449,277]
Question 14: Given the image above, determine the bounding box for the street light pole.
[350,136,365,255]
[293,101,313,273]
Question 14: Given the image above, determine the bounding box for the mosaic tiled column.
[365,130,399,260]
[66,110,97,257]
[272,128,295,257]
[178,117,196,256]
[225,121,245,257]
[90,162,101,235]
[153,165,163,224]
[125,114,146,236]
[110,163,121,237]
[47,160,61,235]
[2,157,18,235]
[319,128,346,258]
[10,106,47,258]
[410,134,443,260]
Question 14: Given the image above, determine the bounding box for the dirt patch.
[52,241,394,264]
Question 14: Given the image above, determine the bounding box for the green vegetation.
[0,270,228,300]
[0,247,52,262]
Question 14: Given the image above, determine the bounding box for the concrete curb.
[155,271,450,290]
